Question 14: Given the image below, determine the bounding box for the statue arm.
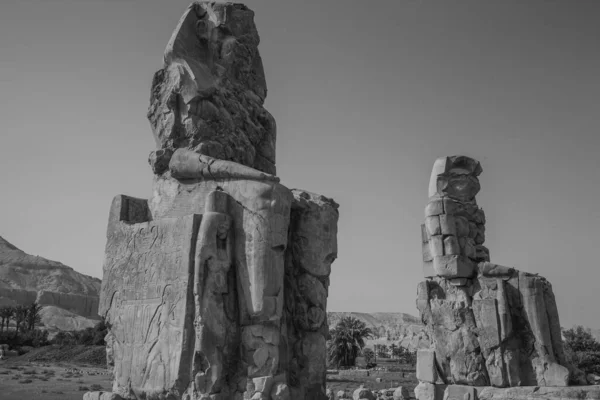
[170,148,279,182]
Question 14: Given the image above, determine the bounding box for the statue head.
[148,1,275,175]
[428,156,482,202]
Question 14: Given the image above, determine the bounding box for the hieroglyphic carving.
[100,214,200,399]
[99,2,339,399]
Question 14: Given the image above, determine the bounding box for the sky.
[1,0,599,329]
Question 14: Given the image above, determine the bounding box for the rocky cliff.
[0,235,101,332]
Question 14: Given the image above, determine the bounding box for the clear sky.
[1,0,599,329]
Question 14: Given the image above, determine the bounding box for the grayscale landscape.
[1,1,599,400]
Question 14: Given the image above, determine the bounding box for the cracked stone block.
[422,224,429,243]
[439,215,457,236]
[429,235,445,257]
[415,383,445,400]
[443,236,460,255]
[432,255,475,278]
[423,242,433,262]
[443,385,476,400]
[417,349,437,383]
[425,199,444,217]
[426,216,442,236]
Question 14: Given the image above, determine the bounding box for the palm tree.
[377,344,389,358]
[0,306,15,332]
[390,343,398,360]
[362,348,376,367]
[13,305,28,335]
[327,316,373,368]
[26,302,44,331]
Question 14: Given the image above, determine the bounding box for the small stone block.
[393,386,410,400]
[439,214,457,236]
[423,242,433,262]
[421,224,428,243]
[433,255,475,278]
[543,362,569,386]
[429,235,444,256]
[443,236,460,255]
[414,382,446,400]
[425,216,441,236]
[443,385,477,400]
[416,349,437,383]
[425,199,444,217]
[449,278,468,286]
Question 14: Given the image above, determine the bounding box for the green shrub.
[564,326,600,376]
[50,319,108,346]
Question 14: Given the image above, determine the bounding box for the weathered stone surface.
[443,385,476,400]
[417,156,572,390]
[416,384,600,400]
[282,190,338,400]
[415,382,446,400]
[417,349,437,383]
[289,190,339,277]
[101,214,200,399]
[392,386,410,400]
[352,387,375,400]
[476,385,600,400]
[432,255,475,278]
[147,1,276,175]
[83,392,123,400]
[271,382,291,400]
[101,4,339,400]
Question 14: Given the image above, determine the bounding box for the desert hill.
[0,235,101,333]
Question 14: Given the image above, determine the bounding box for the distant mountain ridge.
[0,235,101,333]
[327,311,600,351]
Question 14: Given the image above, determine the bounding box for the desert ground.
[0,347,417,400]
[0,346,110,400]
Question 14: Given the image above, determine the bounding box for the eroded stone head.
[148,1,276,175]
[428,155,482,201]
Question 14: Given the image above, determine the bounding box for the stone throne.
[99,3,338,400]
[415,156,578,400]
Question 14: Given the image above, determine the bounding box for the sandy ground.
[0,349,417,400]
[0,359,111,400]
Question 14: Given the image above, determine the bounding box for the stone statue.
[415,156,580,400]
[98,3,338,400]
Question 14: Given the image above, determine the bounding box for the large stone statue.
[99,3,338,400]
[415,156,578,400]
